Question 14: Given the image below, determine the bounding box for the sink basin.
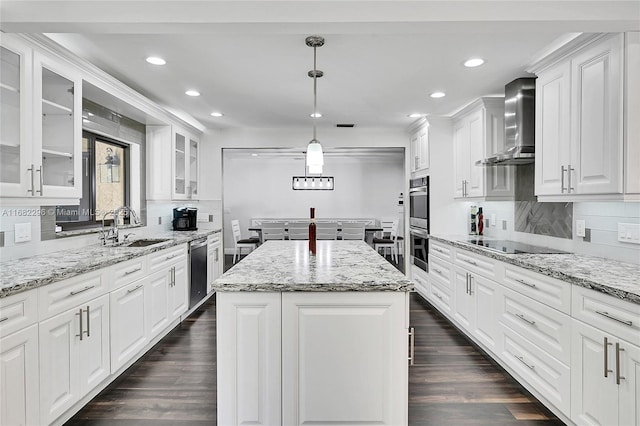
[124,239,170,247]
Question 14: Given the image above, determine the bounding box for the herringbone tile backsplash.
[515,201,573,239]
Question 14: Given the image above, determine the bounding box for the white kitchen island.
[212,240,414,426]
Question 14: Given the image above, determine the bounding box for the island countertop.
[212,240,414,292]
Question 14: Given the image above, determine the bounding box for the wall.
[222,153,405,251]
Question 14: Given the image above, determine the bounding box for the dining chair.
[340,222,365,240]
[316,222,338,240]
[373,219,399,263]
[262,222,286,241]
[231,219,259,263]
[287,222,309,240]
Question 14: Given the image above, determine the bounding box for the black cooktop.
[460,238,568,254]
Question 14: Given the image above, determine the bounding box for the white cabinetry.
[110,277,148,372]
[452,98,513,199]
[0,324,39,426]
[173,127,199,200]
[409,120,429,173]
[217,291,409,426]
[533,33,628,200]
[207,233,222,294]
[39,294,110,425]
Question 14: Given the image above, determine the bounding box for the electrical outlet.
[14,223,31,243]
[0,231,4,247]
[502,220,507,230]
[490,214,496,226]
[209,214,214,222]
[158,216,162,225]
[576,220,586,237]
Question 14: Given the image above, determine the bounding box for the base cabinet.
[39,294,110,425]
[217,291,409,426]
[0,324,39,426]
[110,278,148,372]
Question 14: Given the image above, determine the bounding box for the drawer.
[148,244,187,273]
[110,256,148,291]
[500,286,572,365]
[38,269,108,321]
[0,289,38,338]
[412,267,429,299]
[503,264,571,314]
[207,233,221,245]
[429,239,454,262]
[455,248,498,280]
[572,285,640,346]
[429,279,453,316]
[429,256,453,290]
[501,324,571,417]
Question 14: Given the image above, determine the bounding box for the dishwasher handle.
[190,238,208,249]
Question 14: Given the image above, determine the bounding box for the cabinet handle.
[433,292,443,301]
[431,267,442,275]
[596,310,633,327]
[615,343,625,385]
[568,165,574,193]
[515,313,536,326]
[76,308,83,341]
[127,284,144,294]
[408,327,415,366]
[514,354,535,370]
[561,166,567,193]
[462,258,477,266]
[468,275,474,295]
[27,164,35,195]
[433,247,445,254]
[465,273,470,294]
[172,266,176,286]
[604,337,613,378]
[165,254,180,260]
[124,267,142,276]
[0,317,9,323]
[515,278,536,288]
[69,285,95,296]
[214,248,219,262]
[85,305,90,337]
[36,165,43,195]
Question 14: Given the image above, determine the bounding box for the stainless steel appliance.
[173,207,198,231]
[189,238,208,308]
[410,227,429,272]
[480,77,536,165]
[409,176,429,231]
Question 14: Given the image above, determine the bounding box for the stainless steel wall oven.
[410,227,429,272]
[409,176,429,271]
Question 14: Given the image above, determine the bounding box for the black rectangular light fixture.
[292,176,334,190]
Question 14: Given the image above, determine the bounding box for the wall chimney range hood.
[479,77,536,166]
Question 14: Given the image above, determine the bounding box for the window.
[56,131,130,229]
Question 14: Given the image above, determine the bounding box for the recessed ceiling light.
[146,56,166,65]
[430,91,446,98]
[408,113,424,118]
[185,90,200,97]
[464,58,485,68]
[310,112,322,118]
[210,112,224,117]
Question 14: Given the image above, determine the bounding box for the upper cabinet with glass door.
[172,127,199,200]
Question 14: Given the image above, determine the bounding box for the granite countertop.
[429,235,640,305]
[213,240,414,292]
[0,228,221,298]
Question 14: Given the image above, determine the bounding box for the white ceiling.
[2,1,638,131]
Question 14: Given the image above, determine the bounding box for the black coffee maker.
[172,207,198,231]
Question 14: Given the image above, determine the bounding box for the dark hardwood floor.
[67,260,563,425]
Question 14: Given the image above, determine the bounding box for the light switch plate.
[490,214,496,226]
[15,222,32,243]
[618,223,640,244]
[576,220,586,237]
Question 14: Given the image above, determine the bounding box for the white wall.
[222,154,405,251]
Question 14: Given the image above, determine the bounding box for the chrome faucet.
[99,206,141,245]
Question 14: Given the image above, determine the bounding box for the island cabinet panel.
[216,292,282,426]
[282,292,408,426]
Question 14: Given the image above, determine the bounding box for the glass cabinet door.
[0,46,22,187]
[189,138,198,197]
[174,132,186,197]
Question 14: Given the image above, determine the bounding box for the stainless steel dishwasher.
[189,238,208,308]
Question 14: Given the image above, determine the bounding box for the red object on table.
[309,207,317,255]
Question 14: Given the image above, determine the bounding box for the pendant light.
[305,35,325,175]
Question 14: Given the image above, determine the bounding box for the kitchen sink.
[124,239,170,247]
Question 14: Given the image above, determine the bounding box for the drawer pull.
[432,267,442,275]
[408,327,415,366]
[127,284,144,294]
[615,343,625,385]
[76,308,83,341]
[514,355,535,370]
[433,247,445,254]
[515,278,536,288]
[69,285,95,296]
[434,292,444,301]
[515,313,536,326]
[165,254,180,260]
[461,258,477,266]
[124,267,142,276]
[0,317,9,323]
[596,311,633,327]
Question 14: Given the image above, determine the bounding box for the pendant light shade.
[305,35,325,174]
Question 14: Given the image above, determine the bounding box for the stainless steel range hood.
[479,77,536,166]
